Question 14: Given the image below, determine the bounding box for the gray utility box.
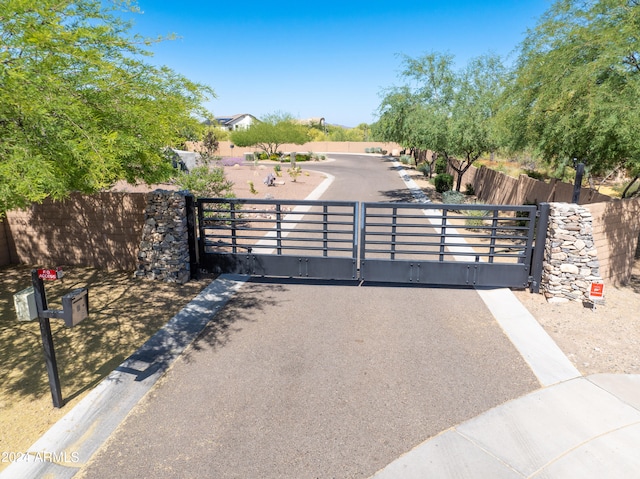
[14,286,38,321]
[62,288,89,328]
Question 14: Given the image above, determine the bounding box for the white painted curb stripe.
[393,160,581,386]
[253,173,335,255]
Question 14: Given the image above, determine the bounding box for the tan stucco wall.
[197,141,402,157]
[4,192,147,271]
[0,219,12,267]
[587,197,640,286]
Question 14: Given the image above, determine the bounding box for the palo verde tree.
[230,113,309,156]
[0,0,214,215]
[499,0,640,196]
[448,55,505,191]
[375,52,504,191]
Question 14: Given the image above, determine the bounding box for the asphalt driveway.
[79,279,538,478]
[77,155,540,478]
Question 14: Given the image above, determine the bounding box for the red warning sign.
[37,267,63,280]
[589,282,604,300]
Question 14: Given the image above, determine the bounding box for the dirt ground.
[2,159,639,466]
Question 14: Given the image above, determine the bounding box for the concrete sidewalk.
[371,374,640,478]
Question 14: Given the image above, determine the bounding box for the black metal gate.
[193,198,549,290]
[360,202,547,289]
[196,198,359,280]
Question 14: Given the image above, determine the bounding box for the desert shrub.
[442,190,465,205]
[463,203,490,229]
[435,158,447,175]
[175,166,234,199]
[464,183,475,195]
[434,173,453,193]
[417,162,430,177]
[524,169,545,181]
[516,201,537,227]
[399,155,412,165]
[288,165,302,182]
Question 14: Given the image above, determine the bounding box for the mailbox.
[61,288,89,328]
[14,286,38,321]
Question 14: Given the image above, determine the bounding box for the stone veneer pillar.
[541,202,603,303]
[135,190,191,284]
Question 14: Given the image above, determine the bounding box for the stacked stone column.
[135,190,191,284]
[542,202,602,303]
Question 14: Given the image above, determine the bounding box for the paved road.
[78,155,540,478]
[304,153,416,202]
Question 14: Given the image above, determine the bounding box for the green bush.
[417,162,430,177]
[399,155,412,165]
[434,173,453,193]
[524,169,545,181]
[463,204,490,229]
[464,183,475,195]
[435,158,447,175]
[516,201,537,227]
[175,166,234,199]
[442,190,465,205]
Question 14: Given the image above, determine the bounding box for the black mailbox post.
[31,269,89,408]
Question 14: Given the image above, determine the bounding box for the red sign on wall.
[37,268,63,280]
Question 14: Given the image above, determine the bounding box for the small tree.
[174,166,234,199]
[202,128,220,159]
[230,113,308,155]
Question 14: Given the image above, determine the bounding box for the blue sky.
[130,1,552,127]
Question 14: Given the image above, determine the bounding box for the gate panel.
[195,198,545,288]
[360,202,538,288]
[197,198,358,280]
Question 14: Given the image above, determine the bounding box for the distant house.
[213,113,257,131]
